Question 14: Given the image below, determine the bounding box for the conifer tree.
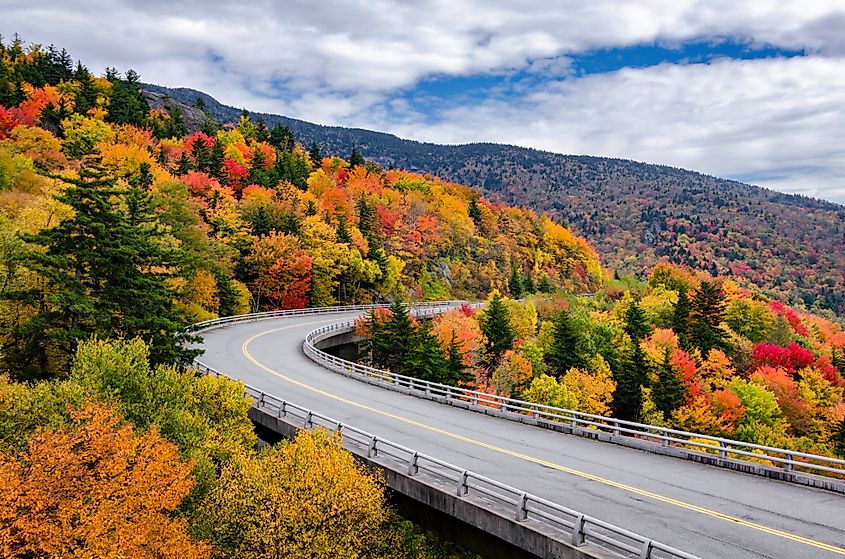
[407,323,452,384]
[8,160,196,378]
[176,152,192,175]
[308,142,322,167]
[445,331,472,385]
[653,347,685,416]
[209,139,225,179]
[349,145,365,167]
[538,273,554,294]
[467,197,482,224]
[523,273,536,294]
[545,309,583,375]
[336,214,352,244]
[479,292,514,367]
[690,280,727,356]
[613,301,651,421]
[191,137,211,173]
[672,288,691,349]
[509,263,524,299]
[833,418,845,458]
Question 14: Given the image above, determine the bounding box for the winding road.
[197,310,845,559]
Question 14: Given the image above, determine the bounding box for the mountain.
[142,84,845,319]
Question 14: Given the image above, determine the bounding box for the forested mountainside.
[144,84,845,319]
[0,38,600,380]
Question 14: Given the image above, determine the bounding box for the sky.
[3,1,845,203]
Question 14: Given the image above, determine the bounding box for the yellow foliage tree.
[197,429,388,559]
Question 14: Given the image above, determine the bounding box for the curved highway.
[197,310,845,559]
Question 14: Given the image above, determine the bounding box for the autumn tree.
[0,403,208,559]
[349,144,365,167]
[196,430,387,559]
[509,262,524,298]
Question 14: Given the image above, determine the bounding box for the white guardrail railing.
[193,357,700,559]
[299,311,845,482]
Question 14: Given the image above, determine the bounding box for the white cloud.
[2,1,845,200]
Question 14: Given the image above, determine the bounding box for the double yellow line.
[240,321,845,556]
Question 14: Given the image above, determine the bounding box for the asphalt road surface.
[197,311,845,559]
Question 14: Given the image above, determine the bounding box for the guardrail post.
[457,470,469,496]
[718,441,727,460]
[660,428,668,447]
[612,421,620,437]
[368,436,378,458]
[279,401,287,417]
[258,392,265,407]
[571,514,586,546]
[446,386,453,401]
[407,452,419,476]
[784,452,794,472]
[515,493,528,521]
[304,411,313,429]
[639,540,653,559]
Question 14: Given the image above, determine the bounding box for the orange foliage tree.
[0,403,208,559]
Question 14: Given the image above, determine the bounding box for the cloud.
[376,56,845,201]
[2,1,845,200]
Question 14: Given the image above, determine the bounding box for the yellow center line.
[237,321,845,556]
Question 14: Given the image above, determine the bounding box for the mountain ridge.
[142,83,845,318]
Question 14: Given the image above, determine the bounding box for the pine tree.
[479,292,514,367]
[336,214,352,244]
[509,263,524,299]
[445,331,472,386]
[209,139,225,179]
[522,273,535,294]
[653,347,685,416]
[176,152,192,175]
[105,69,148,126]
[191,137,211,173]
[545,310,583,375]
[690,280,727,356]
[613,301,652,421]
[308,142,322,167]
[672,288,692,349]
[538,273,554,294]
[349,145,365,167]
[269,124,294,151]
[467,197,482,224]
[370,301,415,374]
[8,160,196,378]
[407,323,452,384]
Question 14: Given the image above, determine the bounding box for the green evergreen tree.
[308,142,322,167]
[467,197,482,224]
[479,292,514,367]
[191,137,211,173]
[672,288,692,349]
[336,214,352,244]
[445,331,472,386]
[209,139,225,179]
[613,301,652,421]
[176,151,192,175]
[407,323,452,384]
[269,124,294,151]
[369,301,415,374]
[545,309,583,375]
[509,263,524,299]
[690,280,727,356]
[653,347,685,416]
[522,273,535,294]
[215,270,238,317]
[105,68,148,126]
[538,273,554,294]
[349,145,365,167]
[768,314,793,346]
[7,160,196,379]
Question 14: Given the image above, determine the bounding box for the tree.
[833,417,845,458]
[613,301,651,421]
[368,301,416,374]
[672,288,691,349]
[445,330,472,385]
[105,69,148,126]
[509,262,524,298]
[349,145,365,167]
[545,310,584,375]
[8,160,195,378]
[690,280,727,356]
[467,196,481,224]
[652,347,686,416]
[0,403,209,559]
[308,141,322,166]
[523,272,536,294]
[538,273,554,294]
[196,430,387,559]
[479,292,514,367]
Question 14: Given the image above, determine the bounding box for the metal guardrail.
[303,317,845,481]
[191,301,467,333]
[193,359,700,559]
